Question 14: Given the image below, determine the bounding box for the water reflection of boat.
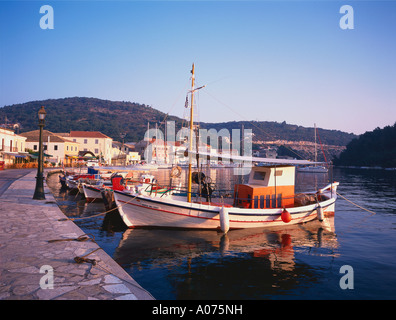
[112,217,338,272]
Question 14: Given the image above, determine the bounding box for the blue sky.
[1,1,395,135]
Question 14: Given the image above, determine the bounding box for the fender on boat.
[317,204,324,221]
[219,206,230,233]
[281,208,292,223]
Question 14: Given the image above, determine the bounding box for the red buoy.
[281,209,292,223]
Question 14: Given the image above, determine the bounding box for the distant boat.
[64,173,96,190]
[112,65,339,233]
[297,123,328,174]
[82,179,113,202]
[297,165,328,173]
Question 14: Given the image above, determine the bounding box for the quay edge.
[0,168,154,300]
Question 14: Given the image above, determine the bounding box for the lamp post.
[33,106,47,200]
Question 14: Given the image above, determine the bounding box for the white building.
[0,127,28,166]
[111,141,141,165]
[20,130,79,166]
[68,131,113,164]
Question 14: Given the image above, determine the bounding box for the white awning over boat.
[188,150,325,166]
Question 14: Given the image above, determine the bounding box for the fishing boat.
[65,173,95,190]
[82,180,112,202]
[112,65,339,233]
[81,170,137,202]
[82,170,157,207]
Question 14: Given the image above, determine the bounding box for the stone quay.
[0,169,154,300]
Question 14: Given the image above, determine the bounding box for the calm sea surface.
[47,167,396,299]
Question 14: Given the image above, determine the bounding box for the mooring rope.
[58,209,114,222]
[47,232,156,299]
[49,233,100,265]
[73,248,101,265]
[48,233,96,243]
[336,192,376,216]
[57,191,140,221]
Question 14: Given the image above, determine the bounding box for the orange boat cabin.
[234,165,296,209]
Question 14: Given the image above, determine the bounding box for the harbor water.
[47,167,396,299]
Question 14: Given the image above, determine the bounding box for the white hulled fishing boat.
[112,65,339,233]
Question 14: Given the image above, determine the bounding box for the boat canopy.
[187,150,325,166]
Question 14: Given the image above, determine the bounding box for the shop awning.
[2,152,29,158]
[30,152,53,157]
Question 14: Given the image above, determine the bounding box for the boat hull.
[113,185,337,230]
[82,184,103,202]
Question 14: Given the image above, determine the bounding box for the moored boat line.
[59,66,339,234]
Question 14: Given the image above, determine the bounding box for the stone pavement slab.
[0,170,154,300]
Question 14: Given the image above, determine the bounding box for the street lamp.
[33,106,47,200]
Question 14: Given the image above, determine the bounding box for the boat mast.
[314,123,317,164]
[187,64,195,202]
[147,121,149,162]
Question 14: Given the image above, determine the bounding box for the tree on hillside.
[333,123,396,168]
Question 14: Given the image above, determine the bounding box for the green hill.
[1,97,356,146]
[334,123,396,168]
[200,120,355,147]
[0,97,181,142]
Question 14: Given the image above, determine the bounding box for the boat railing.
[119,178,331,209]
[169,186,328,209]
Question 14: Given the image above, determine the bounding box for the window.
[95,139,99,144]
[95,148,99,154]
[54,145,58,151]
[73,139,76,142]
[84,139,88,144]
[67,146,69,151]
[34,145,38,150]
[44,145,47,151]
[253,171,266,181]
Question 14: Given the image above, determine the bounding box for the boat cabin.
[234,165,295,209]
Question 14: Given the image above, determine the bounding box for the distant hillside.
[200,121,355,147]
[334,123,396,168]
[0,97,181,142]
[1,97,356,146]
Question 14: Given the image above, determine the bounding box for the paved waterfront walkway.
[0,170,154,300]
